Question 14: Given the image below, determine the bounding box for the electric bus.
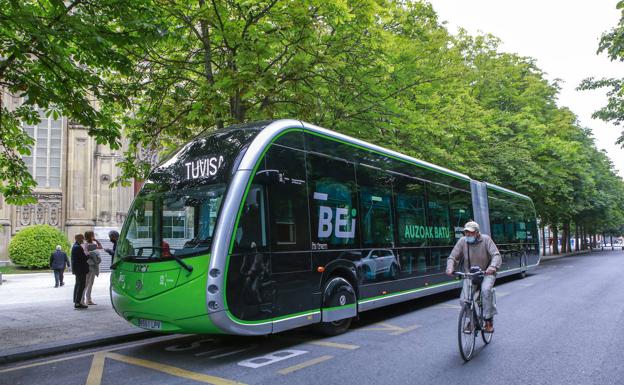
[110,119,539,336]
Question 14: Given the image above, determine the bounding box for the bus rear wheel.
[315,276,356,336]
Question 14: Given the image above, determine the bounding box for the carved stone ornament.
[14,192,63,230]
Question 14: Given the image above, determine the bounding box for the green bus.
[110,119,539,335]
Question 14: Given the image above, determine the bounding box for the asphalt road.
[2,251,623,385]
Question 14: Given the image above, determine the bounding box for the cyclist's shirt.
[447,234,502,272]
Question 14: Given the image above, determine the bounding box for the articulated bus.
[110,119,539,335]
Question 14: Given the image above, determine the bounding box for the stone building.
[0,92,134,264]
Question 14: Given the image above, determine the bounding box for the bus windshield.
[116,184,226,262]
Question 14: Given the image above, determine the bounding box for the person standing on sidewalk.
[71,234,89,309]
[49,245,70,288]
[82,231,102,306]
[105,230,119,258]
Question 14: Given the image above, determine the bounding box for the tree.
[578,0,624,145]
[0,0,161,204]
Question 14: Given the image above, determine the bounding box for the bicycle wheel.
[458,304,476,361]
[482,327,493,344]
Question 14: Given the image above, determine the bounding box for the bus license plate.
[139,319,161,330]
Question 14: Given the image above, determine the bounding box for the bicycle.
[454,268,495,361]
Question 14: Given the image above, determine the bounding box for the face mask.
[465,236,476,244]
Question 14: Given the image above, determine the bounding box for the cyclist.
[446,221,501,333]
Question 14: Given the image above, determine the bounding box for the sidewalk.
[0,272,152,364]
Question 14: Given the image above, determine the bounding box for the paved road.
[2,251,623,385]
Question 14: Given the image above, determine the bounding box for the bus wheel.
[315,277,356,336]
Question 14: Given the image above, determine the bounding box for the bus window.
[233,185,268,253]
[357,165,394,248]
[307,153,358,249]
[426,183,452,247]
[449,187,473,240]
[394,175,427,248]
[264,145,310,251]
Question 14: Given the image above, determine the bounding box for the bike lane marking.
[363,322,421,335]
[277,355,334,375]
[307,341,359,350]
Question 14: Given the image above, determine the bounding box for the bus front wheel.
[315,276,356,336]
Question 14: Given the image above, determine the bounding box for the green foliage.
[578,1,624,143]
[8,225,70,269]
[0,0,163,203]
[1,0,622,235]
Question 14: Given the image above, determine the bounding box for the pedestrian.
[49,245,70,288]
[446,221,502,333]
[71,234,89,309]
[82,230,102,306]
[104,230,119,257]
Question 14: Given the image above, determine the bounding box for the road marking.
[195,348,227,357]
[433,303,462,310]
[517,283,535,288]
[106,352,245,385]
[496,291,510,298]
[307,341,359,350]
[238,350,308,369]
[0,335,182,374]
[277,355,333,375]
[209,345,257,359]
[363,322,421,335]
[85,352,106,385]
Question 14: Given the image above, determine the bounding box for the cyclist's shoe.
[484,319,494,333]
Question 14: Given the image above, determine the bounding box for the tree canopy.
[2,0,623,238]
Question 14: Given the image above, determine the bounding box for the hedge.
[9,225,71,269]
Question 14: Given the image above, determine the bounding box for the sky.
[428,0,623,177]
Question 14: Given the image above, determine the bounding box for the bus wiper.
[172,254,193,273]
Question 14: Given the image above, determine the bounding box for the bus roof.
[238,119,472,183]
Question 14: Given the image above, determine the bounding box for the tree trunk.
[561,222,569,253]
[198,0,223,129]
[611,235,614,251]
[541,225,547,256]
[552,225,559,255]
[575,222,580,251]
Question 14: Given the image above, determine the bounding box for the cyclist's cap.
[463,221,480,232]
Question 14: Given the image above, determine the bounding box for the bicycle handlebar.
[453,270,484,278]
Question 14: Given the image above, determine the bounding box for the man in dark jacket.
[105,230,119,257]
[71,234,89,309]
[49,245,70,287]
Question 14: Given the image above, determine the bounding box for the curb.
[0,330,157,365]
[539,248,611,261]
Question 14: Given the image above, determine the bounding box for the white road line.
[238,350,308,369]
[209,345,257,359]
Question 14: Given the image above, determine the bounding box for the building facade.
[0,92,134,264]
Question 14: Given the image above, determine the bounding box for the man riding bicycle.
[446,221,501,333]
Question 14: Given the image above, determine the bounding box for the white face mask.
[465,236,476,244]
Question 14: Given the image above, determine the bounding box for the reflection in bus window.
[308,154,358,249]
[264,145,310,251]
[395,177,427,247]
[234,185,267,253]
[357,165,394,248]
[118,184,225,260]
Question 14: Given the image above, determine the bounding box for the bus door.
[262,145,315,331]
[228,185,273,322]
